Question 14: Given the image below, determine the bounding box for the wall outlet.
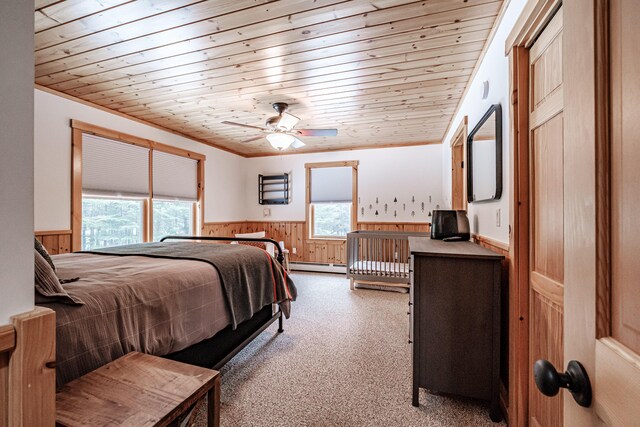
[263,208,271,217]
[292,247,297,254]
[496,208,501,227]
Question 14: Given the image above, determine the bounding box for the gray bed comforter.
[85,242,297,328]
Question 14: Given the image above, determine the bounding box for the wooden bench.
[56,352,220,426]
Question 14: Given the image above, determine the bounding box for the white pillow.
[234,231,275,257]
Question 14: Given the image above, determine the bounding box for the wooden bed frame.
[159,235,287,370]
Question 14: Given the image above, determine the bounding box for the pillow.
[238,241,267,250]
[34,237,56,271]
[235,231,275,257]
[34,250,84,305]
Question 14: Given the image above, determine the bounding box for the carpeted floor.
[193,272,504,427]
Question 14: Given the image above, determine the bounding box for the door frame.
[450,116,468,211]
[506,1,563,426]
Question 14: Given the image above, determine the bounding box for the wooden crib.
[346,230,430,290]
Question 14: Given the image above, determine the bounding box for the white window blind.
[310,167,353,203]
[82,134,149,198]
[153,150,198,201]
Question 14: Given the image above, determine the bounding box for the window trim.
[71,120,205,251]
[305,160,358,241]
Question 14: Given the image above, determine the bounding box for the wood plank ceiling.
[34,0,504,156]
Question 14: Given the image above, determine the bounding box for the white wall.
[244,145,444,223]
[441,0,527,244]
[34,89,246,230]
[0,1,34,323]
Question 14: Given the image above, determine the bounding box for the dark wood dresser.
[408,237,504,422]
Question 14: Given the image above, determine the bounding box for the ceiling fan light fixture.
[266,133,295,150]
[277,112,300,130]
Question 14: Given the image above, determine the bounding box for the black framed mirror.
[467,104,502,203]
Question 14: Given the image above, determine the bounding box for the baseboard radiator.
[290,262,346,274]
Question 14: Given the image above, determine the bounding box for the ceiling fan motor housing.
[266,102,290,130]
[272,102,289,115]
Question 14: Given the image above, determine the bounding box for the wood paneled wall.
[203,221,431,264]
[35,230,72,255]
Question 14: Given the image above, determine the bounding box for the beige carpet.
[192,272,505,427]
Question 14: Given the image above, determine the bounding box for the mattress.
[40,253,232,385]
[349,260,410,277]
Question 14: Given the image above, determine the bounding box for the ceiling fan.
[221,102,338,150]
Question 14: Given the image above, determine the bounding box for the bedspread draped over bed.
[85,242,296,328]
[39,242,296,385]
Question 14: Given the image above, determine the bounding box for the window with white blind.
[152,150,198,201]
[81,135,149,250]
[82,135,150,198]
[151,150,198,241]
[306,162,358,239]
[75,125,203,250]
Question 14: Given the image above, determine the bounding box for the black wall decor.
[258,174,289,205]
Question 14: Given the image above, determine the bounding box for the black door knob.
[533,359,592,408]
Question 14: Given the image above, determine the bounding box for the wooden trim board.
[506,0,562,52]
[6,307,56,427]
[0,326,15,354]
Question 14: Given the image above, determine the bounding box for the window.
[82,198,144,250]
[306,162,358,239]
[73,122,204,251]
[312,202,352,237]
[152,150,198,241]
[152,200,194,241]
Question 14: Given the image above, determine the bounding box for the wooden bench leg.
[207,376,221,427]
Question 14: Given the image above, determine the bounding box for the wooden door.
[564,0,640,425]
[452,142,465,210]
[528,8,564,427]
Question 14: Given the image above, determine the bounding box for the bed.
[37,236,296,386]
[346,230,430,290]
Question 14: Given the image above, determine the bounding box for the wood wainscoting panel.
[357,222,430,233]
[35,230,72,255]
[202,221,249,238]
[203,221,430,264]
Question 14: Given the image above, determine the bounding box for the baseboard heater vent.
[290,262,346,274]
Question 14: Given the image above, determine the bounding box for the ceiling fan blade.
[277,112,300,130]
[221,121,267,131]
[291,137,305,149]
[241,135,264,143]
[296,129,338,137]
